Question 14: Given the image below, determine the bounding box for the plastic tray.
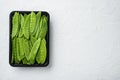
[9,11,49,67]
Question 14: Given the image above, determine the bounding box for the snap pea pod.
[12,12,19,39]
[38,15,48,39]
[36,39,47,64]
[18,16,21,37]
[33,12,41,36]
[17,13,21,37]
[22,39,32,65]
[35,17,43,39]
[19,14,24,37]
[30,12,36,33]
[28,38,41,64]
[23,14,30,39]
[15,38,21,64]
[30,36,36,45]
[23,38,30,60]
[22,40,31,65]
[19,38,25,60]
[11,38,16,63]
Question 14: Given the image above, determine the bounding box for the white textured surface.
[0,0,120,80]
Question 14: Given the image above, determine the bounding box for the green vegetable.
[11,38,16,63]
[30,36,36,45]
[36,39,47,64]
[27,38,41,64]
[15,38,21,64]
[19,14,24,37]
[12,12,19,38]
[22,39,32,65]
[35,17,43,39]
[33,12,41,36]
[23,14,30,39]
[19,38,25,60]
[23,38,30,59]
[38,15,48,38]
[30,12,36,33]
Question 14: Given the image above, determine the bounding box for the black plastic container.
[9,11,49,67]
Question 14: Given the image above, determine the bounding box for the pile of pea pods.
[11,11,47,65]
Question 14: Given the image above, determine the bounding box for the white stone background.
[0,0,120,80]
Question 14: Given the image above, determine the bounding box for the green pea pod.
[23,38,30,60]
[19,38,25,60]
[19,14,24,37]
[12,12,19,38]
[23,14,30,39]
[36,39,47,64]
[35,16,43,39]
[22,38,28,64]
[38,15,48,39]
[30,36,36,45]
[18,14,22,37]
[33,12,41,36]
[11,37,16,64]
[28,38,41,64]
[30,12,36,33]
[15,38,21,64]
[22,39,31,65]
[22,40,31,65]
